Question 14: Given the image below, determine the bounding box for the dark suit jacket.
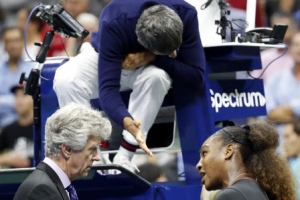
[13,161,70,200]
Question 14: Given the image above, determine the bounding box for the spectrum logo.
[210,89,266,113]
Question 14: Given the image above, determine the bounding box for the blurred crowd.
[0,0,299,196]
[0,0,110,168]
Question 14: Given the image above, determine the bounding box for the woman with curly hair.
[196,121,296,200]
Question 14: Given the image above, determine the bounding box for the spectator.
[250,12,299,82]
[0,85,33,168]
[0,7,7,61]
[0,0,52,27]
[65,12,99,56]
[0,27,35,128]
[0,7,5,35]
[295,10,300,28]
[283,118,300,199]
[17,8,43,60]
[62,0,90,19]
[196,122,297,200]
[265,0,300,26]
[265,32,300,123]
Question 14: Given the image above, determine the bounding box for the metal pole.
[32,89,41,167]
[246,0,257,31]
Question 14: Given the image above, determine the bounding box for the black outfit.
[0,121,34,167]
[13,162,69,200]
[216,179,269,200]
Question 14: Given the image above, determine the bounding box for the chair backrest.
[39,57,179,160]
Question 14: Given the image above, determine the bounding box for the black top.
[216,179,269,200]
[0,121,34,166]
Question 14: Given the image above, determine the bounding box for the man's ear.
[61,143,72,158]
[137,38,140,44]
[224,144,234,160]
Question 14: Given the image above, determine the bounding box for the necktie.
[66,184,79,200]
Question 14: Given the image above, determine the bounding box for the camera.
[36,4,89,39]
[237,24,288,44]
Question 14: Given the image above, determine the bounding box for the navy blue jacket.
[91,0,206,127]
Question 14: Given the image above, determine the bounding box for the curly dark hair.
[216,121,297,200]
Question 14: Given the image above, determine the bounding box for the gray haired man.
[14,103,111,200]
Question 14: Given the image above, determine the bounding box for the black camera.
[36,4,89,39]
[237,24,288,44]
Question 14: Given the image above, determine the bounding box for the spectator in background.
[0,7,7,62]
[295,10,300,28]
[0,27,35,128]
[250,12,299,82]
[0,85,33,168]
[265,0,300,26]
[265,32,300,123]
[65,12,99,56]
[0,7,5,35]
[62,0,90,19]
[75,12,98,43]
[283,118,300,199]
[0,0,107,28]
[0,0,52,28]
[17,8,43,60]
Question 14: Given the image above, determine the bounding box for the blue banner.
[209,79,266,121]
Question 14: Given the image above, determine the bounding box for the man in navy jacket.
[54,0,205,171]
